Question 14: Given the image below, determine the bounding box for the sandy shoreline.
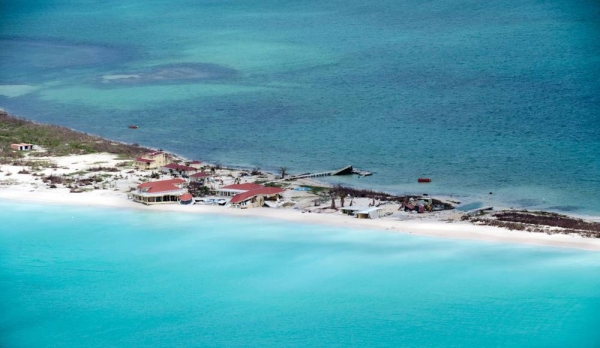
[3,187,600,252]
[1,152,599,252]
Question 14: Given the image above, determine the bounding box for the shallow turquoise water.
[1,0,600,213]
[1,203,600,347]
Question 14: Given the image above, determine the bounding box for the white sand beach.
[2,153,600,251]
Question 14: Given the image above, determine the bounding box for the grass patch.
[0,111,151,158]
[300,185,328,194]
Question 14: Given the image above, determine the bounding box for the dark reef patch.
[509,198,544,208]
[0,36,133,69]
[0,36,135,83]
[546,205,581,212]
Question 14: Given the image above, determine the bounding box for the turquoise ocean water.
[1,0,600,214]
[1,203,600,347]
[2,3,600,346]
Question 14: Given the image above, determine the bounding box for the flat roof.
[357,207,383,214]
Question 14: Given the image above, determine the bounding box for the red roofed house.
[229,187,286,209]
[134,151,169,170]
[130,178,188,205]
[217,183,264,197]
[11,143,33,151]
[189,171,210,184]
[188,160,203,169]
[160,163,199,177]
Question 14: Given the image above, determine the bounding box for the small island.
[1,110,599,250]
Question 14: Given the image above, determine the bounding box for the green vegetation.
[264,182,288,188]
[300,185,328,195]
[0,111,151,158]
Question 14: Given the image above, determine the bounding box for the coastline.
[1,111,599,251]
[2,187,600,252]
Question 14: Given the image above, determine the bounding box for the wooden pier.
[290,165,372,179]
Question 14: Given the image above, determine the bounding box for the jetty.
[290,165,372,179]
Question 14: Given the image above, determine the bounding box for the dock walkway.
[290,165,372,179]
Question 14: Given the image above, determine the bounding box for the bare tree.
[330,191,336,209]
[279,166,287,179]
[332,184,349,208]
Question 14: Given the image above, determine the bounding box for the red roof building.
[190,171,210,183]
[179,193,195,205]
[137,178,186,193]
[229,187,285,208]
[190,172,209,178]
[135,157,154,163]
[161,163,198,175]
[188,160,203,169]
[217,183,265,197]
[180,193,193,200]
[131,178,188,205]
[230,187,285,204]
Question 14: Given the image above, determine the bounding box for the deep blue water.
[1,0,599,213]
[1,203,600,347]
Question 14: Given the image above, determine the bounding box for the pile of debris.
[462,210,600,238]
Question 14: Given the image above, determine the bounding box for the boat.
[417,178,431,183]
[128,125,138,129]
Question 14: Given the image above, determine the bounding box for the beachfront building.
[189,171,210,184]
[188,160,203,169]
[160,163,198,177]
[130,178,188,205]
[339,207,362,216]
[356,207,385,219]
[229,187,285,209]
[133,151,169,170]
[11,143,33,151]
[339,206,385,219]
[217,183,264,197]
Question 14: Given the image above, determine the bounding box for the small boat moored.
[128,125,138,129]
[417,178,431,183]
